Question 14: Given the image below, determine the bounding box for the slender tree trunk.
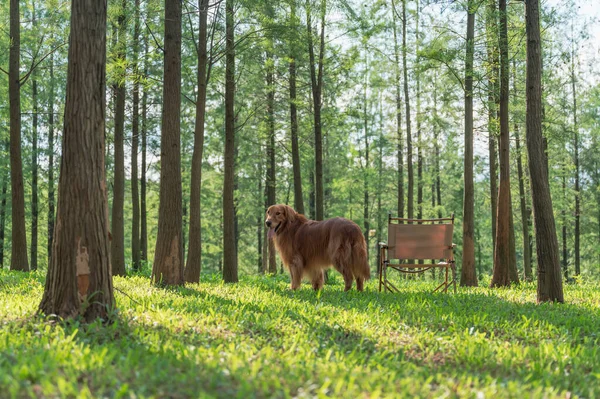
[140,29,148,264]
[416,0,423,222]
[402,0,413,219]
[222,0,238,283]
[152,0,184,286]
[562,174,568,280]
[185,0,210,283]
[513,62,532,281]
[257,159,263,273]
[39,0,114,321]
[508,197,519,284]
[266,31,277,274]
[461,0,477,286]
[0,164,7,268]
[111,0,127,277]
[362,47,370,258]
[491,0,511,287]
[392,1,404,218]
[131,0,141,272]
[377,93,384,273]
[289,2,304,215]
[433,72,442,219]
[31,78,39,271]
[486,0,499,255]
[525,0,564,302]
[9,0,29,272]
[306,0,326,221]
[571,53,581,276]
[48,54,56,262]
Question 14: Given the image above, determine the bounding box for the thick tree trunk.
[48,55,56,262]
[31,78,39,271]
[306,0,326,221]
[222,0,238,283]
[461,1,477,286]
[392,1,404,218]
[152,0,184,286]
[185,0,209,283]
[491,0,511,288]
[402,0,413,219]
[289,2,304,215]
[525,0,563,302]
[111,0,127,277]
[9,0,29,272]
[39,0,114,321]
[131,0,141,272]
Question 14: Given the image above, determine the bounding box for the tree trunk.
[391,0,404,218]
[306,0,326,221]
[513,62,532,281]
[571,53,580,276]
[48,54,56,262]
[525,0,563,302]
[416,0,423,222]
[152,0,184,286]
[461,1,477,286]
[39,0,114,321]
[491,0,511,288]
[140,29,148,264]
[257,160,264,273]
[222,0,238,283]
[508,197,519,284]
[402,0,413,219]
[185,0,210,283]
[131,0,141,272]
[111,0,127,277]
[433,72,442,219]
[0,163,7,268]
[486,0,499,255]
[289,2,304,215]
[9,0,29,272]
[31,77,39,271]
[265,3,277,274]
[562,174,568,280]
[362,47,370,258]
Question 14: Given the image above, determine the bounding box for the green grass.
[1,269,599,398]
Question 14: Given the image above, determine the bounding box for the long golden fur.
[265,204,370,291]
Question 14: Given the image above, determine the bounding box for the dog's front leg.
[289,257,303,290]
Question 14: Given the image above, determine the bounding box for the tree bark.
[111,0,127,277]
[306,0,326,221]
[362,48,370,259]
[222,0,238,283]
[31,77,39,271]
[0,160,7,268]
[289,2,304,215]
[402,0,413,219]
[461,0,477,286]
[562,174,568,280]
[131,0,141,272]
[9,0,30,272]
[525,0,564,302]
[152,0,184,286]
[486,0,499,255]
[39,0,114,321]
[391,0,404,218]
[571,51,580,276]
[416,0,423,223]
[185,0,210,283]
[433,72,442,219]
[266,3,277,274]
[491,0,511,288]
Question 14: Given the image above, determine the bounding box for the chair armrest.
[379,242,388,249]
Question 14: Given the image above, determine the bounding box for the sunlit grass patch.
[1,269,599,398]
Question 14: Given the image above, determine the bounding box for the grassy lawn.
[1,269,599,398]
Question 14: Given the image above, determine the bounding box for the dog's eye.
[276,212,281,215]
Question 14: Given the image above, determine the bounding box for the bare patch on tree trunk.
[76,237,90,300]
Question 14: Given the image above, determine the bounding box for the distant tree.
[570,41,581,277]
[152,0,184,286]
[525,0,563,302]
[140,27,148,264]
[111,0,127,277]
[265,2,277,274]
[391,0,404,218]
[47,53,56,262]
[402,0,413,219]
[222,0,238,283]
[131,0,141,272]
[39,0,114,320]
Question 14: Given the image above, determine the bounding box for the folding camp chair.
[379,214,457,293]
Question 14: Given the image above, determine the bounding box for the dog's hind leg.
[355,277,364,292]
[289,256,303,290]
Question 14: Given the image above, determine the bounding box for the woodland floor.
[0,269,599,398]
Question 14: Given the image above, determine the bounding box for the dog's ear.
[284,205,296,223]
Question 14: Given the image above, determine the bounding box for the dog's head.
[265,204,297,236]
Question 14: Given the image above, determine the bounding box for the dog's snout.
[266,220,272,227]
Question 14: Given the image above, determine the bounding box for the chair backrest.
[387,218,454,260]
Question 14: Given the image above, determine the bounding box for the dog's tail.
[351,239,371,280]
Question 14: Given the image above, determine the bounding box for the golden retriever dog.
[265,204,370,291]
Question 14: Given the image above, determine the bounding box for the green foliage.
[1,269,600,398]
